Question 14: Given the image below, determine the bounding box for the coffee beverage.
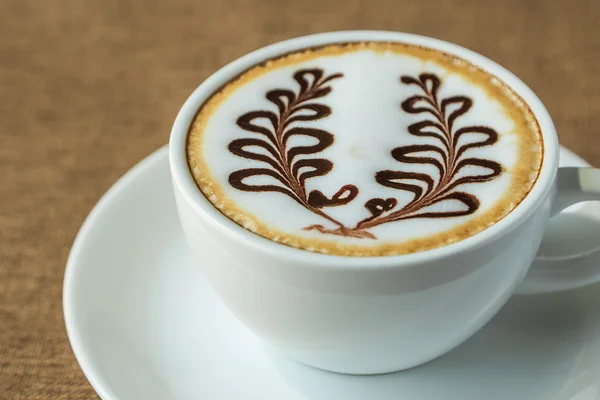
[186,42,543,256]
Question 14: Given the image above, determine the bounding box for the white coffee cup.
[169,31,600,374]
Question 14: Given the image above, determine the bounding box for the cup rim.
[169,30,559,269]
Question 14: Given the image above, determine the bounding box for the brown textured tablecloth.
[1,0,599,398]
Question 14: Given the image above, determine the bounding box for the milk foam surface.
[187,43,543,256]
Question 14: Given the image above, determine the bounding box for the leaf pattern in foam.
[228,68,360,234]
[357,72,503,228]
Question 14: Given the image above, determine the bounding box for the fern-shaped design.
[228,69,372,238]
[228,70,503,240]
[354,72,503,231]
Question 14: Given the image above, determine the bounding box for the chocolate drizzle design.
[228,70,503,239]
[228,69,369,238]
[352,73,503,233]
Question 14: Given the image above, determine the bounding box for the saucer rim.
[63,146,168,400]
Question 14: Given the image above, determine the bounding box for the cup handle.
[517,167,600,295]
[550,167,600,215]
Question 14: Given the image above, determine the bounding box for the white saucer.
[64,146,600,400]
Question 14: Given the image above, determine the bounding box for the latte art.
[187,42,543,256]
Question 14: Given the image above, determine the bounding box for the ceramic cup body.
[169,31,559,374]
